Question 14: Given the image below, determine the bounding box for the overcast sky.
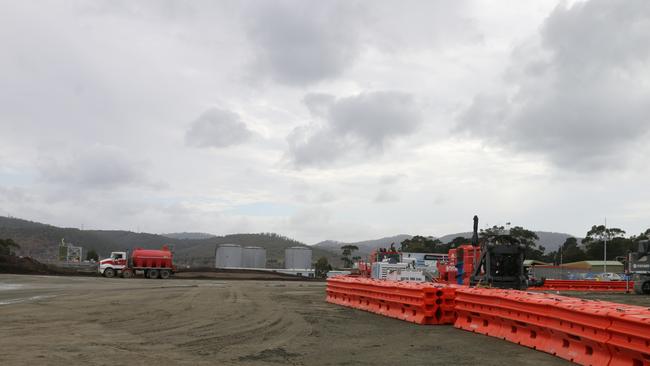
[1,0,650,244]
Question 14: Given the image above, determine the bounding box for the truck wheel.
[121,269,133,278]
[643,281,650,295]
[147,269,159,279]
[103,268,115,278]
[634,280,650,294]
[159,270,171,279]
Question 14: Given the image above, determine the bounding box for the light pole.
[603,216,607,273]
[560,245,564,279]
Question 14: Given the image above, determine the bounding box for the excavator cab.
[629,240,650,294]
[469,216,528,290]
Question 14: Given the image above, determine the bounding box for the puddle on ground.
[0,295,56,306]
[0,283,23,291]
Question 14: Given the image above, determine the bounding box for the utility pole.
[560,245,564,279]
[603,216,608,273]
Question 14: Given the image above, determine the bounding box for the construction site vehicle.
[99,246,175,279]
[470,241,527,289]
[627,240,650,294]
[372,261,409,279]
[358,246,401,278]
[469,216,528,290]
[358,244,442,281]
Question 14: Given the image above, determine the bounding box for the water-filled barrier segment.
[454,287,650,366]
[326,276,650,365]
[531,280,633,293]
[326,276,457,325]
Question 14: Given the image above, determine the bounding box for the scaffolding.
[58,238,83,262]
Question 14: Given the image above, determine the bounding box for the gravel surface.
[0,275,579,365]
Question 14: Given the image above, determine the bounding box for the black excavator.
[469,216,529,290]
[627,240,650,294]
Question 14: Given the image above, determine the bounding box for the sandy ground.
[6,276,646,365]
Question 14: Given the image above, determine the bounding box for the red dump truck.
[98,246,175,279]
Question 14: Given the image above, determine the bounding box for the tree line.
[400,225,650,264]
[0,238,20,256]
[546,226,650,264]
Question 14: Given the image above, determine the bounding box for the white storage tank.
[215,244,242,268]
[242,246,266,268]
[284,246,312,269]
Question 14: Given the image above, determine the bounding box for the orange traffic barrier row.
[454,287,650,366]
[531,280,633,292]
[326,276,457,325]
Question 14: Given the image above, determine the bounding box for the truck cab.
[629,240,650,294]
[98,251,129,278]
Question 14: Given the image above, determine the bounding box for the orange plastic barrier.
[326,276,456,325]
[454,287,650,366]
[606,308,650,366]
[531,280,633,293]
[327,276,650,365]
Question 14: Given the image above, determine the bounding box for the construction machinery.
[469,216,528,290]
[627,240,650,294]
[356,216,528,289]
[358,245,402,278]
[358,245,443,281]
[99,245,175,279]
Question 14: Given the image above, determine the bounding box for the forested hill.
[437,231,578,252]
[0,216,339,267]
[313,235,413,257]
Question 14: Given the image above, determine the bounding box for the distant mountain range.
[315,231,578,256]
[437,231,579,252]
[313,235,413,257]
[0,216,580,270]
[0,217,338,268]
[162,232,216,240]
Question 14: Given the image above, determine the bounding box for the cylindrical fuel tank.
[215,244,242,268]
[284,246,312,269]
[242,246,266,268]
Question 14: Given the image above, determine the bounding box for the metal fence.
[529,266,594,280]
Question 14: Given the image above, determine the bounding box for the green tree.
[480,225,543,260]
[447,236,469,248]
[631,229,650,242]
[582,225,628,261]
[340,245,359,268]
[550,237,586,264]
[583,225,626,244]
[0,238,20,256]
[400,236,448,253]
[86,249,99,262]
[315,257,331,278]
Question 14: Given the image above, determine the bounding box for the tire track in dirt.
[0,276,576,366]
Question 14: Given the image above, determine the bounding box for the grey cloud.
[0,186,31,204]
[185,108,253,148]
[287,126,348,167]
[457,0,650,171]
[242,1,479,86]
[303,93,335,118]
[38,145,146,190]
[244,1,362,86]
[374,190,399,203]
[288,91,421,167]
[328,92,420,147]
[379,174,406,185]
[362,0,480,50]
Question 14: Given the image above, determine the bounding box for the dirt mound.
[175,267,321,281]
[0,254,76,275]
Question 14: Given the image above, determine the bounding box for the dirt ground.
[4,276,645,366]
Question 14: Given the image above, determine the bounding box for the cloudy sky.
[1,0,650,243]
